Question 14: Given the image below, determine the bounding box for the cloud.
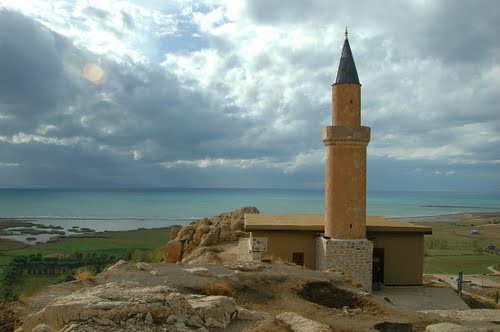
[0,1,498,190]
[160,149,323,174]
[1,0,180,62]
[0,162,19,167]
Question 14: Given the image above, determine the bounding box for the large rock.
[164,240,183,263]
[218,224,235,242]
[163,207,260,263]
[192,225,210,245]
[276,312,332,332]
[16,281,255,332]
[188,296,237,328]
[177,225,195,242]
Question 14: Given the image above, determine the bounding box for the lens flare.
[83,63,106,84]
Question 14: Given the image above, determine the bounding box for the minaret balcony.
[322,125,370,146]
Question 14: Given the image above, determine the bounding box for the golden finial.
[345,26,348,39]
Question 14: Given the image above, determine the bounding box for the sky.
[0,0,498,191]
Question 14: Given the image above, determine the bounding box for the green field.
[415,216,500,275]
[0,227,171,297]
[12,275,61,298]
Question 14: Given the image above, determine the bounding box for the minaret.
[323,28,370,239]
[318,29,373,291]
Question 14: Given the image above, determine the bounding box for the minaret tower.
[318,29,373,291]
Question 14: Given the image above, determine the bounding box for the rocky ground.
[9,207,500,331]
[12,259,500,332]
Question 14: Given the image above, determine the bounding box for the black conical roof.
[334,37,360,84]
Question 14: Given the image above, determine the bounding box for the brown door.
[292,252,304,266]
[372,248,384,283]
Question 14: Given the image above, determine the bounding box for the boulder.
[192,225,210,245]
[218,224,235,242]
[177,225,195,242]
[276,312,332,332]
[164,240,183,263]
[189,296,237,329]
[183,241,198,254]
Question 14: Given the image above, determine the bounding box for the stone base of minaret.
[316,237,373,292]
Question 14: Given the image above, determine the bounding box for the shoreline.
[396,211,500,222]
[1,211,499,247]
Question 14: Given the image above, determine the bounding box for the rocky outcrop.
[163,206,259,263]
[16,281,264,332]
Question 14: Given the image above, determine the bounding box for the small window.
[292,252,304,266]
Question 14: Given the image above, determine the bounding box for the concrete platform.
[374,285,470,310]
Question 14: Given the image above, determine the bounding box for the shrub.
[74,267,94,281]
[202,281,236,297]
[130,247,164,263]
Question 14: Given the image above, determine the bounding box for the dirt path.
[487,265,499,275]
[430,274,499,305]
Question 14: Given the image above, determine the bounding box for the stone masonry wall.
[317,237,373,292]
[237,237,261,262]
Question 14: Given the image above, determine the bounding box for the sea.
[0,188,499,234]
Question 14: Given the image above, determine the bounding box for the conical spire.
[334,29,360,84]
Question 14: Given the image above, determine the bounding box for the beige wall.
[251,230,425,285]
[372,232,425,285]
[251,230,318,269]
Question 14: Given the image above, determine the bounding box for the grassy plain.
[0,227,171,295]
[414,215,500,275]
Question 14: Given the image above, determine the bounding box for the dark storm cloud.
[246,0,500,63]
[0,10,78,134]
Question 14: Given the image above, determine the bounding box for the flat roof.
[244,214,432,234]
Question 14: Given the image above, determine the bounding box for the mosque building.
[241,31,431,291]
